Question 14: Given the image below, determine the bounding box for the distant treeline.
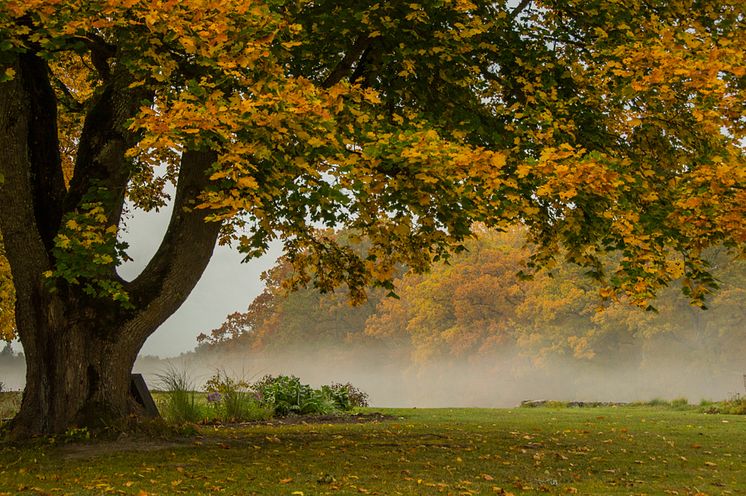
[196,227,745,377]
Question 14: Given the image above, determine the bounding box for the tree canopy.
[0,0,743,434]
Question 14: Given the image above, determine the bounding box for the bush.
[252,375,337,416]
[156,365,202,424]
[700,394,746,415]
[322,382,370,411]
[204,371,271,422]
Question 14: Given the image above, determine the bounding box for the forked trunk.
[8,286,145,437]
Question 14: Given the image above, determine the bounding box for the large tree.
[0,0,743,436]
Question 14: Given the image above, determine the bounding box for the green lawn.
[1,407,744,495]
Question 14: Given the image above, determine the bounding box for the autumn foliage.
[200,227,746,374]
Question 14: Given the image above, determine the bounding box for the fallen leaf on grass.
[491,487,515,495]
[317,473,336,484]
[280,478,293,484]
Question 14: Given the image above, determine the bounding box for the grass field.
[1,405,745,495]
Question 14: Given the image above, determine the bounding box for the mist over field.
[2,334,743,406]
[131,347,743,407]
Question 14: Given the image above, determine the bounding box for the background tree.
[1,0,743,436]
[211,228,745,383]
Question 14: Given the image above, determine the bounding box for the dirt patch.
[59,412,394,459]
[60,438,191,460]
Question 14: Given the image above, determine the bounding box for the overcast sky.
[117,202,282,357]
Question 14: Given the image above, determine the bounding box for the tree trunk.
[13,330,138,435]
[16,341,137,435]
[1,34,221,439]
[7,280,143,436]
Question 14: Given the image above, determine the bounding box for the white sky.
[118,202,281,357]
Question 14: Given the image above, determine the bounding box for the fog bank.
[131,349,744,407]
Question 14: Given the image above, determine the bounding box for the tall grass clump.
[0,391,21,421]
[204,371,272,422]
[156,365,202,423]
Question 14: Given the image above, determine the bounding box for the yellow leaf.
[181,37,197,54]
[516,164,531,178]
[237,176,258,189]
[307,137,325,148]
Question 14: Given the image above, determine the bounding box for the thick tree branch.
[65,63,151,229]
[122,150,222,345]
[70,35,116,81]
[510,0,532,20]
[50,73,84,113]
[0,54,59,273]
[0,54,55,345]
[18,52,68,252]
[322,34,372,88]
[349,42,381,88]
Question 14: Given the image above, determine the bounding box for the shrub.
[701,394,746,415]
[252,375,337,416]
[204,371,271,422]
[322,382,370,411]
[156,365,202,424]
